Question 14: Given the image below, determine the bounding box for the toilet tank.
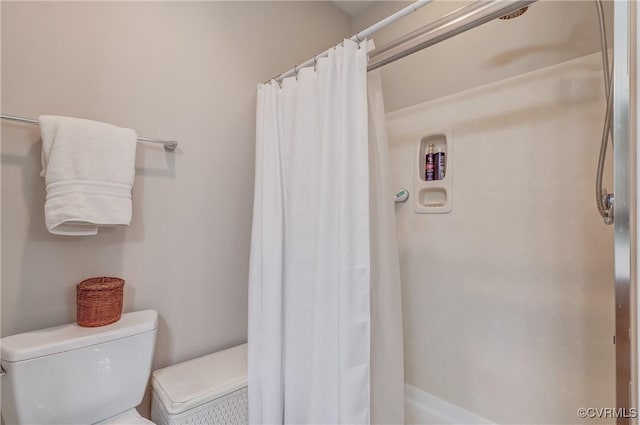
[0,310,157,425]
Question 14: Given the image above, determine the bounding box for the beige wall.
[387,52,614,424]
[0,0,349,413]
[353,0,613,112]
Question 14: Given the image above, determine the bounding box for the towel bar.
[1,114,178,152]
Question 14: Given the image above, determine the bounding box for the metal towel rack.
[1,114,178,152]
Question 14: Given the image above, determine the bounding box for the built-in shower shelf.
[414,130,453,214]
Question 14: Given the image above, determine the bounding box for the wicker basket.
[76,277,125,327]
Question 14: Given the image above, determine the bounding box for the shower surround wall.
[1,0,350,414]
[347,2,615,423]
[387,52,614,424]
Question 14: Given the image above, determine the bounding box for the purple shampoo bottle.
[425,144,435,181]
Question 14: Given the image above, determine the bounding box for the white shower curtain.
[248,39,404,425]
[368,71,405,425]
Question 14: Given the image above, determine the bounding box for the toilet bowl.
[0,310,158,425]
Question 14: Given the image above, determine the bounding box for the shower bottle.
[435,146,446,180]
[425,144,435,181]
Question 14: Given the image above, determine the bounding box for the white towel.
[39,115,137,236]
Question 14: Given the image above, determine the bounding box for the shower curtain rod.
[268,0,535,83]
[367,0,536,71]
[267,0,433,83]
[0,114,178,151]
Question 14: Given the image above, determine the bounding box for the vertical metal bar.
[614,1,632,423]
[632,0,639,417]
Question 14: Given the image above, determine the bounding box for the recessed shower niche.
[414,131,453,214]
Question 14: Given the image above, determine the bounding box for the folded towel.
[39,115,137,236]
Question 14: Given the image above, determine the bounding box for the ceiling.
[332,1,375,16]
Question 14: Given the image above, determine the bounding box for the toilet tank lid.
[1,310,157,362]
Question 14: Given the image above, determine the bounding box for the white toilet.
[0,310,158,425]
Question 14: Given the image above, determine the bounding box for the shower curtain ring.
[313,56,318,71]
[354,33,362,49]
[294,65,299,80]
